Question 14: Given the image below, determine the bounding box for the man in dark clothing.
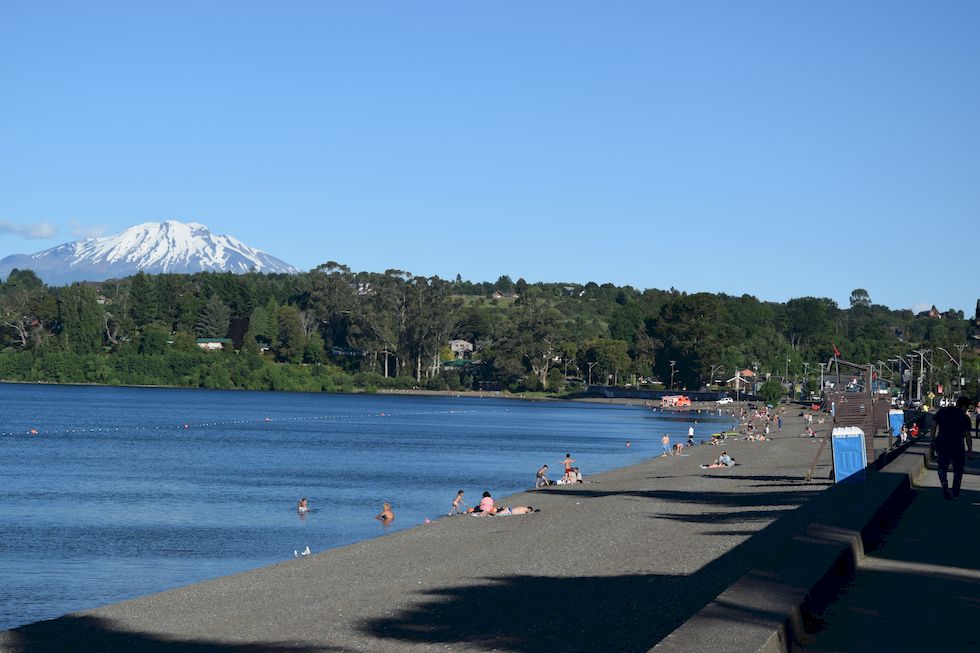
[930,396,974,500]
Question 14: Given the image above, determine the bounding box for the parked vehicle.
[716,397,734,405]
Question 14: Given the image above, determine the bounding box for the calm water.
[0,384,729,630]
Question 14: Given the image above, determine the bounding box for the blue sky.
[1,2,977,313]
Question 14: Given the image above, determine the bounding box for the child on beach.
[448,490,466,515]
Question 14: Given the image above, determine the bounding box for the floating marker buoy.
[183,424,189,429]
[264,417,271,422]
[29,428,38,435]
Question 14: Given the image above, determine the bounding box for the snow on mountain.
[0,221,301,285]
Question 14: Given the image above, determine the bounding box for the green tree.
[849,288,871,308]
[128,272,158,330]
[759,379,786,405]
[0,269,48,348]
[58,284,104,354]
[276,304,305,363]
[195,295,231,339]
[139,324,171,355]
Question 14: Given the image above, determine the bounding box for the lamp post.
[936,345,965,393]
[912,349,932,405]
[894,354,913,403]
[669,360,677,390]
[785,358,791,383]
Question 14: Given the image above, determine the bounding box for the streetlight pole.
[894,354,913,403]
[912,349,932,405]
[785,358,791,383]
[587,361,598,386]
[936,345,965,390]
[669,360,677,390]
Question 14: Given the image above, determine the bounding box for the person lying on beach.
[493,505,539,515]
[448,490,466,515]
[375,502,394,524]
[297,497,309,513]
[700,452,735,469]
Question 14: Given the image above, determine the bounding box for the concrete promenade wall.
[652,442,929,653]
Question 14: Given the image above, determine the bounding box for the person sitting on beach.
[448,490,466,515]
[536,464,551,488]
[375,502,394,524]
[700,452,734,469]
[466,491,495,514]
[297,497,309,514]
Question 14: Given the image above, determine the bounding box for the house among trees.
[726,369,757,393]
[196,338,232,350]
[491,290,519,300]
[449,339,474,359]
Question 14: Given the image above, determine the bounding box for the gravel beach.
[1,404,840,653]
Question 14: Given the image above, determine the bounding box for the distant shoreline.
[0,378,739,412]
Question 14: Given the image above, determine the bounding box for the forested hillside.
[1,264,977,398]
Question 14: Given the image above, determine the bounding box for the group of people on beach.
[535,453,583,487]
[447,489,537,516]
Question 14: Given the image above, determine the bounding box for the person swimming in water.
[375,502,394,525]
[297,498,309,513]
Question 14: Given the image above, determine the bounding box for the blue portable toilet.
[832,426,867,483]
[888,409,905,444]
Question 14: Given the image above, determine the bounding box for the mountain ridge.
[0,221,300,285]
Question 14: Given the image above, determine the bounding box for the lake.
[0,383,730,631]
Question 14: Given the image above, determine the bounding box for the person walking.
[930,396,974,500]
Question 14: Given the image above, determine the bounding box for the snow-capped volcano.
[0,221,300,285]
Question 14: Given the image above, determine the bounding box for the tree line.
[0,265,977,398]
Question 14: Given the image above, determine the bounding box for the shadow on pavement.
[1,615,345,653]
[800,485,980,651]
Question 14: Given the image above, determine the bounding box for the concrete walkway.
[799,440,980,652]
